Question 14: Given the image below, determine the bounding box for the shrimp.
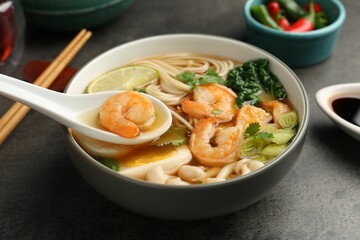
[189,117,243,167]
[260,100,291,126]
[99,91,155,138]
[181,84,236,122]
[236,104,272,131]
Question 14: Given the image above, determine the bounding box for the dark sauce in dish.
[332,98,360,126]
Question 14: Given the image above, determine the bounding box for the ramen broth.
[75,105,190,169]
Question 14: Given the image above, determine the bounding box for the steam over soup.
[72,54,298,185]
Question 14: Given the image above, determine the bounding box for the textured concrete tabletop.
[1,0,359,239]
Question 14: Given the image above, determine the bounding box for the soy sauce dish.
[63,34,309,220]
[316,83,360,141]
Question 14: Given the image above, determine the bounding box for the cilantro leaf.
[133,87,146,93]
[97,158,119,171]
[245,123,273,140]
[245,123,260,138]
[198,69,225,85]
[253,132,273,140]
[177,69,225,88]
[176,72,196,85]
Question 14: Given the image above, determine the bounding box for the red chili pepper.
[267,1,290,30]
[304,2,323,13]
[287,18,313,32]
[287,0,315,32]
[267,1,281,19]
[278,17,290,30]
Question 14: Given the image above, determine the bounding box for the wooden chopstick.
[0,29,92,145]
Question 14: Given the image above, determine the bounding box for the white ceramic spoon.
[0,74,172,145]
[316,83,360,142]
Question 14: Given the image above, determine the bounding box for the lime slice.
[86,66,159,93]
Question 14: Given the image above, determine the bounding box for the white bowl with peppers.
[244,0,346,67]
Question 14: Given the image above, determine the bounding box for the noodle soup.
[73,53,299,185]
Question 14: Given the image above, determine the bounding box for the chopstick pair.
[0,29,92,145]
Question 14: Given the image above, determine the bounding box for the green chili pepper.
[315,12,328,29]
[251,4,282,30]
[276,0,306,21]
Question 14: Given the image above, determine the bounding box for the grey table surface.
[1,0,359,239]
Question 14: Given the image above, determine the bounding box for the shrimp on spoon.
[99,91,156,138]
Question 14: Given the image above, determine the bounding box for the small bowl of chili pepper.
[243,0,346,68]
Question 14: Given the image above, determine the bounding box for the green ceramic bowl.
[20,0,134,32]
[244,0,346,68]
[20,0,115,11]
[20,0,113,11]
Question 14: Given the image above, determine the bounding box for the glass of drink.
[0,0,25,75]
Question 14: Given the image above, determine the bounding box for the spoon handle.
[0,74,72,117]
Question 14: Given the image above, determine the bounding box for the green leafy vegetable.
[151,126,188,146]
[176,71,196,85]
[245,123,261,137]
[176,69,225,88]
[226,58,286,107]
[97,158,119,171]
[198,69,225,85]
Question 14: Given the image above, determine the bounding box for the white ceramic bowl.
[316,83,360,141]
[63,34,309,220]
